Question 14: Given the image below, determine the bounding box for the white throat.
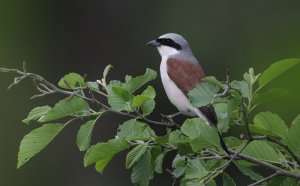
[157,45,179,57]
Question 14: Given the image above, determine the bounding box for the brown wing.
[166,58,205,94]
[167,58,218,126]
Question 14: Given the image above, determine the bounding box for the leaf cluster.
[1,58,300,185]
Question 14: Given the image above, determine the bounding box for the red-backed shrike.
[147,33,217,125]
[147,33,228,153]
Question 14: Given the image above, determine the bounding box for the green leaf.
[259,58,300,87]
[268,176,300,186]
[224,137,243,149]
[243,140,280,164]
[188,82,220,107]
[181,118,220,149]
[287,119,300,157]
[141,99,155,116]
[86,81,99,92]
[22,106,51,124]
[230,80,249,98]
[17,124,65,168]
[222,172,236,186]
[292,114,300,127]
[76,116,102,151]
[205,76,225,89]
[131,150,153,186]
[132,86,156,112]
[185,157,209,180]
[234,162,263,181]
[154,152,164,174]
[117,119,156,141]
[123,68,157,93]
[58,73,86,89]
[84,139,130,166]
[252,89,289,107]
[126,143,148,169]
[168,130,189,147]
[132,95,150,108]
[95,157,113,174]
[40,97,89,122]
[108,86,133,112]
[250,112,288,139]
[214,103,230,133]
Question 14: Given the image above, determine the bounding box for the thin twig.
[211,68,230,104]
[248,172,280,186]
[0,66,177,128]
[204,140,251,184]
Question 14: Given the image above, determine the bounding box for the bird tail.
[217,129,229,154]
[193,107,230,154]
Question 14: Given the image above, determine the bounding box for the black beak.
[146,39,160,47]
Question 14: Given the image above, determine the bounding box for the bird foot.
[161,112,181,124]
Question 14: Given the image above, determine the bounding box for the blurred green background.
[1,1,300,186]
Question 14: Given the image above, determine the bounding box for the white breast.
[160,57,196,115]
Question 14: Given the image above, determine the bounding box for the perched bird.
[146,33,228,153]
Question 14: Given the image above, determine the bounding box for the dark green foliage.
[1,59,300,185]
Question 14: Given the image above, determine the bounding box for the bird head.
[146,33,191,57]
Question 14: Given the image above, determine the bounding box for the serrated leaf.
[141,99,155,116]
[234,162,263,181]
[126,144,148,169]
[132,95,150,108]
[224,137,243,149]
[76,115,102,151]
[268,176,300,186]
[181,118,219,149]
[154,152,164,174]
[259,58,300,87]
[214,103,230,133]
[292,114,300,127]
[230,80,249,98]
[22,106,51,124]
[131,150,153,186]
[133,86,156,114]
[40,97,89,122]
[84,139,130,173]
[58,73,86,89]
[17,124,65,168]
[250,112,288,139]
[188,82,220,107]
[205,76,225,89]
[287,119,300,157]
[86,81,99,92]
[117,119,156,141]
[95,156,113,174]
[168,130,189,147]
[253,89,289,107]
[243,140,280,164]
[222,173,236,186]
[123,68,157,93]
[108,86,133,112]
[185,157,209,180]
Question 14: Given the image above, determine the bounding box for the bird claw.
[161,113,177,124]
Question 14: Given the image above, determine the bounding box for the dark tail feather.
[217,130,229,154]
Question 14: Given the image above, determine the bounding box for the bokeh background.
[1,1,300,186]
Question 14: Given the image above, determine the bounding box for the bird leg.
[161,112,181,124]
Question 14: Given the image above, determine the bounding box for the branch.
[247,172,280,186]
[0,65,178,128]
[204,140,251,184]
[252,135,300,167]
[231,149,300,180]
